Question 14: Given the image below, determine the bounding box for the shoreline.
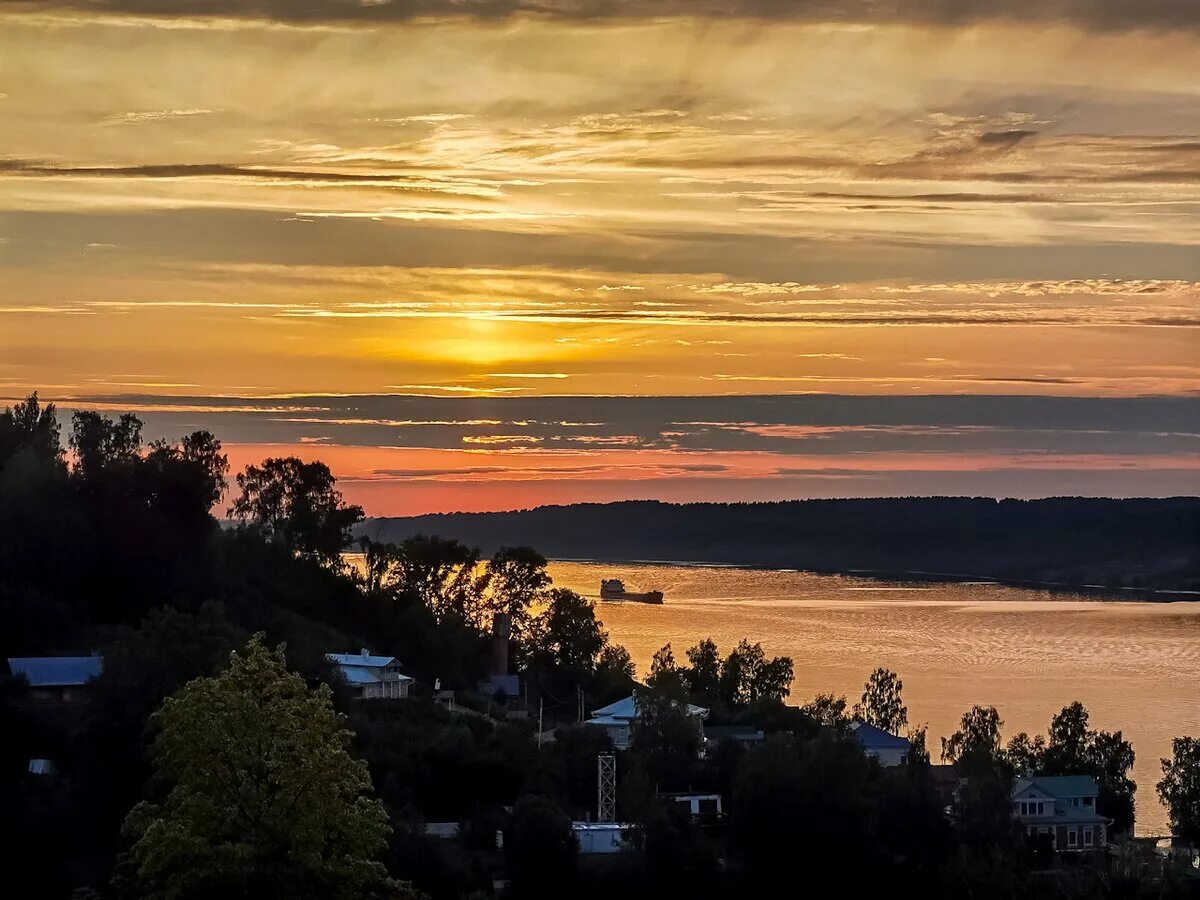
[549,556,1200,603]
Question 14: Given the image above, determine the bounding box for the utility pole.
[537,697,544,749]
[597,754,616,822]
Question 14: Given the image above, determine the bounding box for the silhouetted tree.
[1005,731,1046,776]
[505,795,577,900]
[683,638,721,700]
[801,692,850,729]
[732,733,878,886]
[0,392,63,468]
[386,535,483,626]
[717,639,793,706]
[483,546,550,643]
[941,706,1007,776]
[1033,702,1137,834]
[854,667,908,735]
[631,682,703,786]
[230,457,364,567]
[70,410,142,482]
[1158,736,1200,845]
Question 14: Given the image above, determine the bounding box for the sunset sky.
[2,1,1198,514]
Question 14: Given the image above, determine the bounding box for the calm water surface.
[547,560,1200,836]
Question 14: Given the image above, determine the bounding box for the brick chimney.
[492,613,511,677]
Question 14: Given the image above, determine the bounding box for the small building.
[850,721,912,767]
[7,656,103,702]
[326,650,413,700]
[584,694,709,750]
[1012,775,1110,851]
[572,822,632,854]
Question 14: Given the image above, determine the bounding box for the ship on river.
[599,579,664,604]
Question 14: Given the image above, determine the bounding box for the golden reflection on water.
[548,561,1200,836]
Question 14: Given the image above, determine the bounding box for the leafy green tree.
[230,457,364,567]
[941,706,1007,775]
[1157,736,1200,845]
[117,637,397,900]
[505,795,578,899]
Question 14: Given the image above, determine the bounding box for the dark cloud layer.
[5,0,1196,29]
[69,393,1200,459]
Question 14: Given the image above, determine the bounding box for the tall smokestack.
[492,613,511,677]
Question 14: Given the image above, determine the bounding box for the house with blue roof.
[850,720,912,767]
[1011,775,1110,851]
[326,650,413,700]
[585,693,709,750]
[7,656,103,703]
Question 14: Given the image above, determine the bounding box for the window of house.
[1020,802,1027,815]
[1084,827,1093,847]
[900,754,907,765]
[1036,802,1045,815]
[698,798,719,815]
[1068,829,1078,847]
[1083,796,1094,807]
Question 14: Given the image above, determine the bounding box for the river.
[547,559,1200,836]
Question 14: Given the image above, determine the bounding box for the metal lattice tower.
[597,754,616,823]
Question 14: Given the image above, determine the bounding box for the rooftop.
[327,652,400,669]
[1013,775,1100,799]
[850,720,912,750]
[590,694,709,721]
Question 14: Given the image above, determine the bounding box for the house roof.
[335,664,414,686]
[327,653,399,669]
[590,694,709,721]
[8,656,103,687]
[584,715,629,728]
[1013,775,1099,799]
[850,720,912,750]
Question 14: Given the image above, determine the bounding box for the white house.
[1011,775,1110,851]
[584,693,709,750]
[326,650,413,700]
[850,721,912,766]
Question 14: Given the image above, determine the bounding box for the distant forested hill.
[363,497,1200,594]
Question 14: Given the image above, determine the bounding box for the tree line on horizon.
[366,495,1200,594]
[2,393,1200,900]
